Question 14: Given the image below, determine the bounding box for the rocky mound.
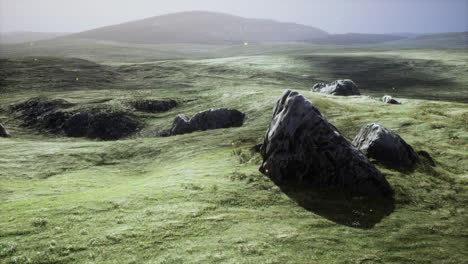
[382,95,401,104]
[63,110,141,140]
[352,123,418,167]
[168,108,245,136]
[10,97,74,131]
[11,97,141,140]
[312,79,360,96]
[128,99,177,113]
[0,123,11,137]
[259,89,393,197]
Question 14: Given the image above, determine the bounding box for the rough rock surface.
[168,108,245,136]
[170,114,193,135]
[10,97,73,129]
[128,99,177,113]
[312,79,360,96]
[259,89,393,197]
[11,97,141,140]
[189,108,245,131]
[352,123,418,167]
[382,95,401,104]
[63,112,92,137]
[0,123,11,137]
[63,111,140,140]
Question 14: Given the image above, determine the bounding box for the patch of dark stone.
[259,89,394,228]
[353,123,419,168]
[163,108,245,136]
[127,99,177,113]
[312,79,361,96]
[10,97,141,140]
[63,110,141,140]
[9,97,74,131]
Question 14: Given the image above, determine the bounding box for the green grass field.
[0,45,467,263]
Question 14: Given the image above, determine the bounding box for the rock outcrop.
[167,108,245,136]
[62,110,141,140]
[312,79,360,96]
[128,99,177,113]
[352,123,418,167]
[259,89,393,197]
[11,97,141,140]
[382,95,401,104]
[9,97,73,130]
[0,123,11,137]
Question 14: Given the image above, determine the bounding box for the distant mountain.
[0,31,69,44]
[66,11,329,44]
[306,33,407,45]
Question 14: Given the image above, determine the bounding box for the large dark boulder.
[128,99,177,113]
[352,123,418,167]
[260,89,393,197]
[167,108,245,136]
[382,95,401,104]
[0,123,11,138]
[312,79,360,96]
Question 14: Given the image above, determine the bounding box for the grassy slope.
[0,52,467,263]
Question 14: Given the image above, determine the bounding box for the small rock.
[168,108,245,136]
[190,108,245,131]
[353,123,418,167]
[260,89,393,197]
[312,79,360,96]
[382,95,401,104]
[0,123,11,137]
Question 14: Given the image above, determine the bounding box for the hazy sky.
[1,0,467,34]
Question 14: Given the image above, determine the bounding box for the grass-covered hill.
[0,50,467,263]
[65,11,328,45]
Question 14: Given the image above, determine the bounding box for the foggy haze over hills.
[1,0,467,34]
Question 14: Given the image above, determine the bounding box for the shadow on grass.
[299,55,466,102]
[273,182,395,229]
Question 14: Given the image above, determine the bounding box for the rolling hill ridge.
[66,11,329,44]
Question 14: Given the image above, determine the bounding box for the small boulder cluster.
[165,108,245,136]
